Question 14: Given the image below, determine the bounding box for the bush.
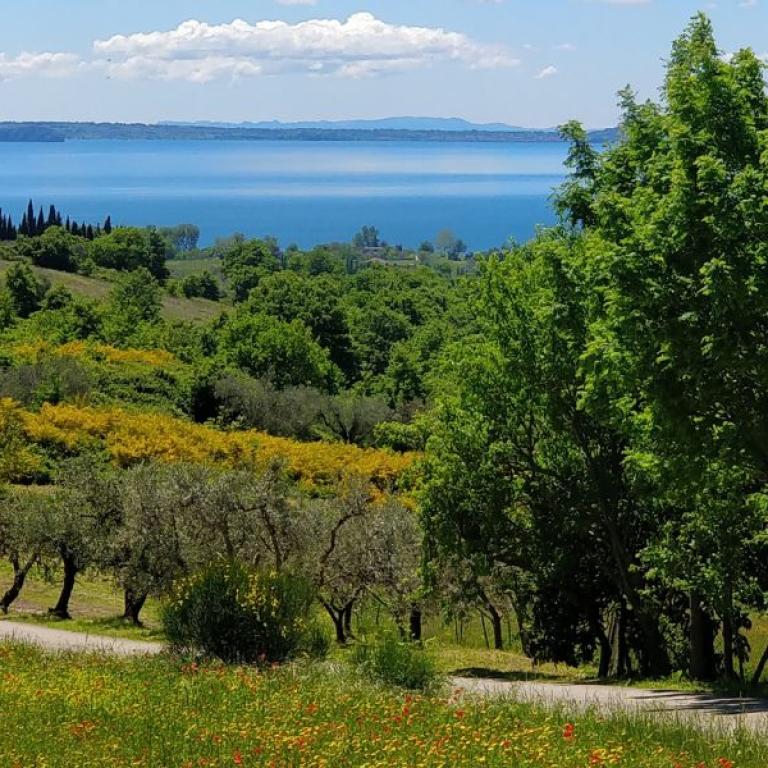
[163,561,318,664]
[352,634,439,691]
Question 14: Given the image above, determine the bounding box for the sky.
[0,0,765,128]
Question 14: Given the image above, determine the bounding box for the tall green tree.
[557,13,768,679]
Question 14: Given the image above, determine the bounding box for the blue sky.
[0,1,765,127]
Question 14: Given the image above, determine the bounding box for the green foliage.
[101,268,162,345]
[248,272,355,378]
[352,633,438,690]
[179,270,220,301]
[352,225,381,249]
[0,356,94,408]
[373,419,427,452]
[4,261,48,318]
[220,311,339,390]
[20,227,89,273]
[221,238,280,302]
[162,561,317,664]
[159,223,200,254]
[89,228,170,282]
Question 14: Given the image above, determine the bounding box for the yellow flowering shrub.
[0,398,43,482]
[11,341,178,368]
[20,403,416,491]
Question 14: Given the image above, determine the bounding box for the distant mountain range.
[160,117,531,132]
[0,121,619,145]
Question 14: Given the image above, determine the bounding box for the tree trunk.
[578,442,670,677]
[49,554,77,619]
[689,592,717,681]
[609,599,630,678]
[1,555,37,613]
[479,612,490,650]
[477,589,504,651]
[751,642,768,685]
[597,624,612,679]
[409,605,422,642]
[322,602,347,644]
[487,603,504,651]
[721,580,737,679]
[343,602,354,639]
[122,588,148,626]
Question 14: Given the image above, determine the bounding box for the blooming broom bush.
[162,561,318,664]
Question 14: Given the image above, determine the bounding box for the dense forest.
[2,14,768,685]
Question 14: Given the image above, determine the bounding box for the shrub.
[162,561,317,664]
[352,634,439,691]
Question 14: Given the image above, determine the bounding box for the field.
[1,643,764,768]
[0,259,223,322]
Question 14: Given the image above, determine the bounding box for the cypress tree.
[47,204,57,228]
[104,215,112,234]
[36,207,45,235]
[19,213,28,237]
[26,201,35,236]
[86,224,94,240]
[71,221,80,237]
[65,217,71,233]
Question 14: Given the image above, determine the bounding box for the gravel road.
[0,620,163,656]
[451,675,768,734]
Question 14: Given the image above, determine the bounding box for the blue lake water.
[0,140,569,250]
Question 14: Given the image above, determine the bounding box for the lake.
[0,140,569,250]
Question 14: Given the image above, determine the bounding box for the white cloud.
[535,65,558,80]
[0,51,81,79]
[93,13,520,82]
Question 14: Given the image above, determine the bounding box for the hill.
[0,259,223,322]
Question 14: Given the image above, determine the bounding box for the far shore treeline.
[0,121,620,145]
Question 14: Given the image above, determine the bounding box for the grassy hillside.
[167,256,226,283]
[0,259,224,322]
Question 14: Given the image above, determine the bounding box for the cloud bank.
[89,13,520,82]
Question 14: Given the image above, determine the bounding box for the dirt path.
[2,621,766,733]
[451,676,768,734]
[0,620,163,656]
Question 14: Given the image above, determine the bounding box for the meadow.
[1,642,763,768]
[0,258,222,322]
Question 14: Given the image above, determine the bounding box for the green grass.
[167,256,226,283]
[0,259,224,322]
[0,561,162,641]
[1,643,764,768]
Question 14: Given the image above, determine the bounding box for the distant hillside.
[0,122,619,145]
[161,117,528,132]
[0,259,223,322]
